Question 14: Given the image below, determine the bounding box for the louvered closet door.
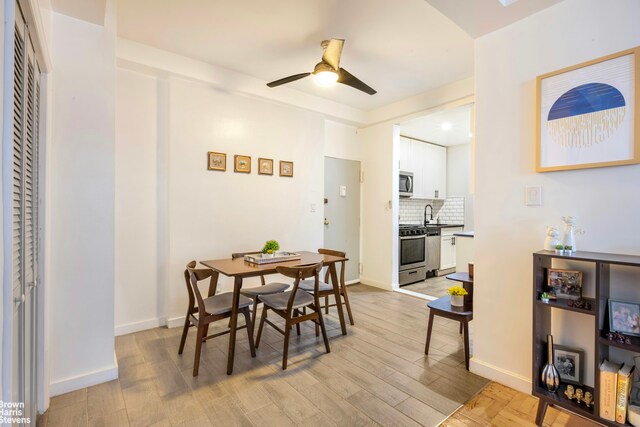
[12,1,40,422]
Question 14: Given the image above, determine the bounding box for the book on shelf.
[600,360,621,421]
[616,364,635,424]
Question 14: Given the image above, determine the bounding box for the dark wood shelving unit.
[532,250,640,426]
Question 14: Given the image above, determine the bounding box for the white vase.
[450,295,464,307]
[561,216,577,251]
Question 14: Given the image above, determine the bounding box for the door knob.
[324,218,329,225]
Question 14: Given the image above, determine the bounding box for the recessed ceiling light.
[441,122,452,131]
[498,0,519,6]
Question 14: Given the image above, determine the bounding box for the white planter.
[450,295,464,307]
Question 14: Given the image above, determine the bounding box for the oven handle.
[400,235,426,240]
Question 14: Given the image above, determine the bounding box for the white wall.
[446,143,473,229]
[49,11,117,394]
[473,0,640,392]
[324,120,361,162]
[114,69,160,335]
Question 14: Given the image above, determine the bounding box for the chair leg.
[325,295,329,314]
[255,305,268,348]
[294,309,301,336]
[462,320,470,371]
[425,311,435,355]
[178,316,190,355]
[282,320,291,370]
[317,310,331,354]
[251,298,259,327]
[341,286,355,326]
[242,308,256,357]
[193,324,206,376]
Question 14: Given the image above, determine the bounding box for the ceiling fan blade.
[337,68,376,95]
[266,72,311,88]
[322,39,344,70]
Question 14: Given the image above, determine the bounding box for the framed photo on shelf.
[207,152,226,171]
[536,46,640,172]
[548,269,583,300]
[279,160,294,177]
[258,158,273,175]
[553,345,584,385]
[609,299,640,336]
[234,155,251,173]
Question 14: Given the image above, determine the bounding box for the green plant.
[564,245,573,251]
[447,285,468,296]
[555,244,565,250]
[541,292,550,300]
[262,240,280,254]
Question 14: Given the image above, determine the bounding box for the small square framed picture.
[280,160,293,177]
[258,158,273,175]
[548,269,582,300]
[553,345,584,385]
[234,155,251,173]
[609,299,640,336]
[207,152,226,171]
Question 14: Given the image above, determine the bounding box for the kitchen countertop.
[453,231,474,238]
[424,223,464,229]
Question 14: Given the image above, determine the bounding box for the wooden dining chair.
[178,261,256,376]
[298,248,354,326]
[255,262,330,370]
[232,251,289,325]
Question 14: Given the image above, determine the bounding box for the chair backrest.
[318,248,346,284]
[184,261,217,317]
[276,262,323,313]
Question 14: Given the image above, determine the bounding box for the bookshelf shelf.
[532,250,640,426]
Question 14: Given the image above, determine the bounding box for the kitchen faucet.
[424,204,433,225]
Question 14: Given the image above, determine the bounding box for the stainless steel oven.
[399,171,413,198]
[399,225,427,285]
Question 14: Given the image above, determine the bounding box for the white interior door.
[323,157,360,282]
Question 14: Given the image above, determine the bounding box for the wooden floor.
[38,284,596,426]
[403,275,452,298]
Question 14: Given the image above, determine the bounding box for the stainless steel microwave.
[399,171,413,198]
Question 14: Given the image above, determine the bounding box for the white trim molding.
[359,276,392,291]
[115,318,164,336]
[470,357,531,394]
[49,353,118,396]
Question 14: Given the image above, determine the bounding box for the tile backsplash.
[399,197,465,225]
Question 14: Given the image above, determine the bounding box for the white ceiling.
[51,0,106,26]
[116,0,475,111]
[424,0,563,38]
[400,103,472,146]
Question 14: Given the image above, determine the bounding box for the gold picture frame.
[258,158,273,175]
[536,46,640,172]
[279,160,293,177]
[234,155,251,173]
[207,152,226,171]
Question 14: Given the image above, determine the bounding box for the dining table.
[200,250,349,374]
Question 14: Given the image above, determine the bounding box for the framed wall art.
[207,152,226,171]
[536,46,640,172]
[553,345,584,385]
[609,299,640,336]
[234,155,251,173]
[279,160,294,177]
[258,158,273,175]
[548,269,582,300]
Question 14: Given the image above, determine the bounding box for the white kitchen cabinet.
[440,227,463,270]
[399,137,447,199]
[399,137,411,172]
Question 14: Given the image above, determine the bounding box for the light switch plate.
[340,185,347,197]
[525,186,542,206]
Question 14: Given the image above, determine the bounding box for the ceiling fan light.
[314,70,338,86]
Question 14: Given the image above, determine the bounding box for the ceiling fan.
[266,39,377,95]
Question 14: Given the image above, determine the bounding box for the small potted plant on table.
[448,285,468,307]
[262,240,280,257]
[555,244,565,255]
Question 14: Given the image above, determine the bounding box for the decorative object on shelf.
[258,158,273,175]
[542,334,560,392]
[561,216,578,251]
[564,245,574,254]
[564,384,575,400]
[544,226,562,251]
[234,155,251,173]
[567,298,592,310]
[548,269,583,300]
[584,391,593,408]
[629,405,640,427]
[279,160,294,177]
[606,331,632,345]
[575,388,584,403]
[536,46,640,172]
[555,244,565,255]
[540,292,551,303]
[262,240,280,257]
[609,299,640,336]
[553,344,584,385]
[447,285,468,307]
[207,152,226,171]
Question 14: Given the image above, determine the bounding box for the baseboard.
[359,276,392,291]
[394,288,437,301]
[115,318,165,336]
[469,357,531,394]
[50,352,119,396]
[166,315,185,329]
[345,279,359,285]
